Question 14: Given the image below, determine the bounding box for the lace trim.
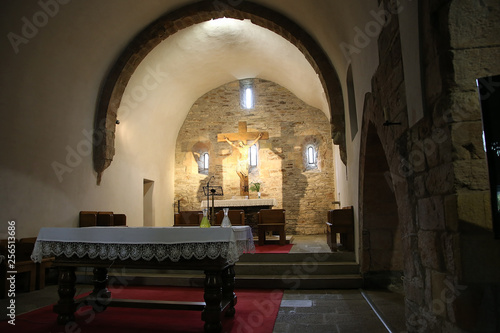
[32,240,255,265]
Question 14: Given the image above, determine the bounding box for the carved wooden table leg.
[222,265,237,317]
[202,270,222,333]
[90,267,111,313]
[53,266,76,324]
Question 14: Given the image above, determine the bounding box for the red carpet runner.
[2,286,283,333]
[253,244,293,253]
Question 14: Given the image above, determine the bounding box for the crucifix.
[217,121,269,196]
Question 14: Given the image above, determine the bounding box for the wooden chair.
[326,206,354,251]
[19,237,55,290]
[114,214,127,226]
[79,211,98,227]
[257,209,286,246]
[174,211,203,226]
[97,211,114,226]
[1,239,37,298]
[214,210,245,226]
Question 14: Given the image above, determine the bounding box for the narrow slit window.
[203,153,209,170]
[244,88,253,109]
[240,79,254,109]
[307,146,316,165]
[249,144,258,167]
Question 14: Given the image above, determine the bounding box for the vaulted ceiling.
[94,0,379,178]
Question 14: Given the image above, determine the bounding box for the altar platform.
[201,198,277,234]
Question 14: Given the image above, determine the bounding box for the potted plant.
[250,182,261,198]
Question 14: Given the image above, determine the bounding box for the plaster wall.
[0,0,336,237]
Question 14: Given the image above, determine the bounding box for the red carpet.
[1,286,283,333]
[253,244,293,253]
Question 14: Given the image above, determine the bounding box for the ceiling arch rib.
[94,0,346,184]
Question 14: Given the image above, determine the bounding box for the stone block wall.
[361,0,500,331]
[174,79,335,234]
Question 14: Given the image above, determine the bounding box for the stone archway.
[359,116,403,288]
[93,0,345,184]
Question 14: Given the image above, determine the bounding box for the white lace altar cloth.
[200,198,276,209]
[31,226,255,265]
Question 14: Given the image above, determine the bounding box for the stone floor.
[276,234,407,332]
[1,235,407,332]
[274,289,407,333]
[1,285,407,332]
[289,234,333,253]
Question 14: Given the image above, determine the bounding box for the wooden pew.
[79,211,127,227]
[214,210,245,226]
[326,206,354,251]
[257,209,286,246]
[174,211,203,226]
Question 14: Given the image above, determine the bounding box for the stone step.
[234,261,360,275]
[235,274,363,289]
[76,271,363,289]
[75,258,361,290]
[238,252,355,263]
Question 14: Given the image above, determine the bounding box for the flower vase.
[221,208,232,228]
[200,208,211,228]
[258,192,261,198]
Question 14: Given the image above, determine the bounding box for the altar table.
[31,226,255,333]
[200,198,276,209]
[201,199,277,234]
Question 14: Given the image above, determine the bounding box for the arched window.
[249,144,258,167]
[307,146,316,165]
[202,153,209,170]
[240,79,254,109]
[304,144,318,170]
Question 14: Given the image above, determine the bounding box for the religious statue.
[217,121,269,196]
[224,132,263,179]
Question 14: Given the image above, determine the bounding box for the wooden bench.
[326,206,354,251]
[79,211,127,227]
[257,209,286,246]
[174,211,203,226]
[214,210,245,226]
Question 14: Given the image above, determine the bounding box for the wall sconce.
[383,107,401,126]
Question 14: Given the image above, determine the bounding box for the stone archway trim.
[94,0,346,184]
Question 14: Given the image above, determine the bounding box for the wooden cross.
[217,121,269,142]
[218,122,269,196]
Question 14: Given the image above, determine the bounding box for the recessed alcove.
[174,79,335,235]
